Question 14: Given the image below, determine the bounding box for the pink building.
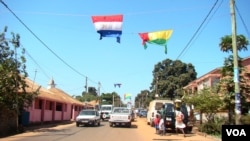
[183,56,250,101]
[24,78,89,124]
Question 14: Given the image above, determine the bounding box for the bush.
[198,116,227,136]
[240,115,250,125]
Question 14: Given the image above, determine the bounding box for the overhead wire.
[1,0,236,94]
[178,0,224,58]
[235,3,250,39]
[176,0,219,60]
[22,45,51,80]
[0,0,100,86]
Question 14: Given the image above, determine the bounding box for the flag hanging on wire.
[138,30,173,54]
[124,93,132,100]
[91,14,123,43]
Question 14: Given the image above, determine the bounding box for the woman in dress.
[175,107,186,137]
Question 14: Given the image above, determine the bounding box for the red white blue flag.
[91,14,123,43]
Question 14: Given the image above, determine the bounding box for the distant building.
[24,78,86,124]
[182,56,250,121]
[183,56,250,102]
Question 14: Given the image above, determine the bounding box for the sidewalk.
[23,121,74,132]
[135,117,221,141]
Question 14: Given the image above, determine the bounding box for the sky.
[1,0,250,103]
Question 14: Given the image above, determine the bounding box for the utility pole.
[98,82,101,106]
[155,75,159,99]
[112,93,115,107]
[98,81,101,96]
[85,77,88,93]
[230,0,241,125]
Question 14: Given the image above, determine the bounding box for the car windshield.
[113,108,129,113]
[80,110,96,115]
[155,102,164,110]
[165,103,174,112]
[101,107,112,110]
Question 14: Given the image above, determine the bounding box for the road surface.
[0,118,221,141]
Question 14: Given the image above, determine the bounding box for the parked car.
[147,99,174,127]
[99,105,113,121]
[76,109,101,127]
[164,103,192,133]
[138,110,147,117]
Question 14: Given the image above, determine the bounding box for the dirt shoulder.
[134,117,221,141]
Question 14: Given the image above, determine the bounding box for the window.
[45,101,53,110]
[56,103,62,111]
[35,99,42,109]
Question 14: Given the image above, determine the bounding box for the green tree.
[219,34,249,52]
[134,90,150,108]
[218,34,249,124]
[184,88,223,124]
[0,27,37,133]
[88,86,98,96]
[100,92,121,106]
[150,59,197,100]
[217,56,250,124]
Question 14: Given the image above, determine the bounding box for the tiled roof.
[23,77,84,105]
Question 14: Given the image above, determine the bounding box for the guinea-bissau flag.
[91,14,123,43]
[138,30,173,54]
[124,93,132,100]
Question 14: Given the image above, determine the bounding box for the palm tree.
[219,34,249,52]
[218,34,249,124]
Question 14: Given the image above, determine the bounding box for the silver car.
[76,109,101,127]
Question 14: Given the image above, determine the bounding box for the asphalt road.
[0,117,221,141]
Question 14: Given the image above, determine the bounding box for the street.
[0,118,221,141]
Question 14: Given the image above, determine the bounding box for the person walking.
[154,114,160,134]
[158,116,165,135]
[159,104,166,135]
[175,107,186,137]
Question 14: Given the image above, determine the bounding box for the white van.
[99,105,113,120]
[146,99,173,126]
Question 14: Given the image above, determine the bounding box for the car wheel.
[109,123,113,127]
[76,123,79,127]
[98,121,100,126]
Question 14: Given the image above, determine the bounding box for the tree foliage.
[0,27,37,112]
[150,59,197,99]
[76,91,122,107]
[218,34,250,124]
[184,88,223,123]
[219,34,249,52]
[100,92,121,106]
[217,56,250,115]
[134,89,151,108]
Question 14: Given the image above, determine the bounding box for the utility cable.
[1,0,100,86]
[235,3,250,39]
[176,0,219,60]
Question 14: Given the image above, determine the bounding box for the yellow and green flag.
[138,30,173,54]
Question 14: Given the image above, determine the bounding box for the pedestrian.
[175,107,186,137]
[154,114,160,134]
[159,104,166,134]
[158,116,165,135]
